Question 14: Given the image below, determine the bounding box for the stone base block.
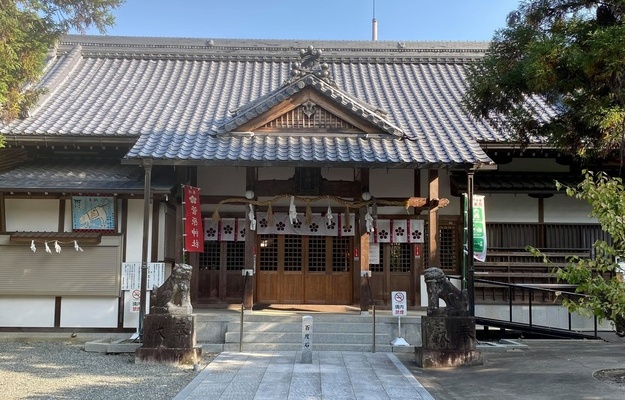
[415,348,483,368]
[142,313,197,349]
[135,346,202,365]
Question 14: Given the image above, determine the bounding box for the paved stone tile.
[174,351,434,400]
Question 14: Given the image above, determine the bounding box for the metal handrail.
[365,274,376,353]
[239,270,251,352]
[447,276,598,338]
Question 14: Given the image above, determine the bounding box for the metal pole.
[239,302,244,352]
[467,171,475,316]
[139,159,153,339]
[372,304,376,353]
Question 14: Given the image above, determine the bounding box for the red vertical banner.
[183,185,204,253]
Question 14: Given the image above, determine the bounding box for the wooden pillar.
[428,169,440,267]
[243,167,256,309]
[358,207,371,310]
[358,168,371,310]
[0,192,5,232]
[244,217,256,309]
[139,159,153,337]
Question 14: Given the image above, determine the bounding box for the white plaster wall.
[126,199,149,263]
[198,166,246,196]
[370,169,413,198]
[483,194,539,223]
[544,196,595,223]
[370,169,415,215]
[5,199,59,231]
[0,297,55,327]
[60,297,118,328]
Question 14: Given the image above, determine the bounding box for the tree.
[530,171,625,336]
[463,0,625,160]
[463,1,625,335]
[0,0,123,126]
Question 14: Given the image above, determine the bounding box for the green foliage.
[0,0,123,125]
[463,0,625,159]
[530,170,625,335]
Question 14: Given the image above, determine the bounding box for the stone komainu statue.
[150,263,193,315]
[424,267,468,317]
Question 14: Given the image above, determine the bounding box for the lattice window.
[370,244,384,273]
[260,103,361,131]
[332,237,351,272]
[226,241,246,271]
[284,235,302,272]
[308,236,326,273]
[259,234,278,271]
[199,241,221,270]
[390,243,411,273]
[424,223,460,274]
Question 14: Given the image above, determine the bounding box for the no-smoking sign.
[131,289,141,300]
[391,291,407,317]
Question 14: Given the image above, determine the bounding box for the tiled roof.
[0,36,506,168]
[450,171,582,194]
[0,159,175,193]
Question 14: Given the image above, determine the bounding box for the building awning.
[450,171,582,196]
[0,159,176,194]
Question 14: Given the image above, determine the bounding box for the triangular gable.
[217,46,404,137]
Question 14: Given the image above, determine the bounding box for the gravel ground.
[0,340,217,400]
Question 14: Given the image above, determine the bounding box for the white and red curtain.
[204,212,424,242]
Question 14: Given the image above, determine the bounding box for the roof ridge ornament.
[289,45,332,84]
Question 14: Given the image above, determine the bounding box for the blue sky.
[84,0,522,41]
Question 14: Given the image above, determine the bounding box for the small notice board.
[391,291,407,317]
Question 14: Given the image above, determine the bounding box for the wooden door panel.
[329,273,352,304]
[281,273,304,303]
[369,273,387,305]
[257,272,280,303]
[305,274,327,304]
[225,272,245,302]
[197,270,219,301]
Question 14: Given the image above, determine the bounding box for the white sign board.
[369,243,380,265]
[391,291,407,317]
[121,262,166,290]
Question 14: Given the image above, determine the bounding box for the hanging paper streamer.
[30,240,36,253]
[54,240,62,253]
[74,240,84,252]
[45,242,52,253]
[365,206,375,233]
[248,204,256,231]
[288,196,298,224]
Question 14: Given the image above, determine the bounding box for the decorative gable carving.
[259,100,362,133]
[218,46,404,137]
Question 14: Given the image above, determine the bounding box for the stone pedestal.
[135,314,202,365]
[415,316,482,368]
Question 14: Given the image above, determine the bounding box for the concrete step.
[226,321,380,333]
[195,310,422,351]
[225,331,389,344]
[222,342,412,352]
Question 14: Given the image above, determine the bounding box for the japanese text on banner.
[183,185,204,253]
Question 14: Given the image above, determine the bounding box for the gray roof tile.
[0,159,176,193]
[1,35,502,168]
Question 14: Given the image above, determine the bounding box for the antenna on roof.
[372,0,378,41]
